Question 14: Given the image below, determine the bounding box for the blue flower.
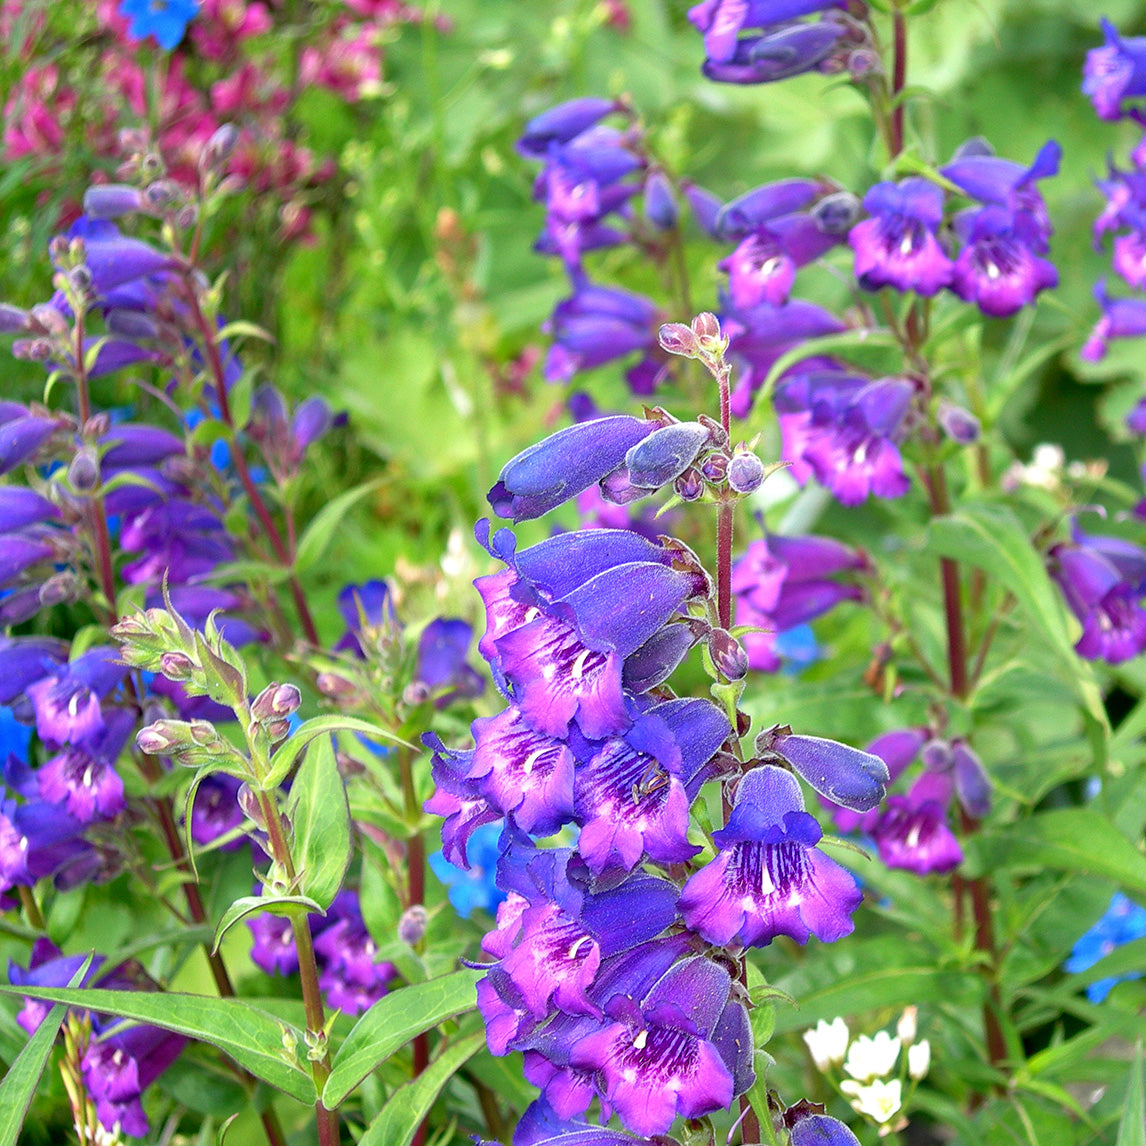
[118,0,200,50]
[1065,892,1146,1002]
[429,820,506,919]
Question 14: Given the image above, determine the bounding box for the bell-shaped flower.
[872,772,962,875]
[574,698,729,875]
[825,728,925,834]
[569,955,752,1135]
[0,405,57,474]
[82,1024,187,1137]
[680,765,861,947]
[850,178,954,296]
[1051,540,1146,663]
[950,204,1057,318]
[36,708,133,824]
[25,646,127,749]
[1084,19,1146,121]
[1081,279,1146,361]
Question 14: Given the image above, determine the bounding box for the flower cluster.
[803,1008,930,1135]
[427,368,891,1138]
[826,729,990,876]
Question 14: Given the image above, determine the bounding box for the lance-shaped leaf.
[0,956,91,1146]
[357,1030,484,1146]
[213,894,324,955]
[263,715,408,789]
[289,735,351,909]
[323,969,481,1107]
[0,985,315,1104]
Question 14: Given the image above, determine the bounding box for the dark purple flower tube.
[82,184,146,219]
[624,421,711,490]
[518,99,620,159]
[688,0,845,63]
[489,415,655,521]
[0,411,57,474]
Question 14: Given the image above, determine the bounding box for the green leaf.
[289,735,351,910]
[1117,1042,1145,1146]
[357,1030,484,1146]
[974,809,1146,900]
[263,715,407,789]
[0,957,91,1146]
[212,894,324,955]
[0,985,314,1105]
[293,479,382,573]
[928,502,1109,736]
[324,969,482,1107]
[216,319,274,344]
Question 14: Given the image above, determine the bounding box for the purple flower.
[25,647,127,749]
[82,1023,187,1136]
[688,0,845,64]
[518,99,620,159]
[0,406,57,474]
[190,773,245,849]
[1051,540,1146,663]
[248,912,299,975]
[849,179,954,296]
[489,416,655,522]
[950,205,1058,317]
[1081,279,1146,361]
[415,618,484,706]
[1084,19,1146,121]
[313,891,397,1015]
[543,284,663,394]
[721,214,839,308]
[36,710,133,824]
[335,580,394,656]
[680,765,861,947]
[568,956,751,1135]
[573,699,730,875]
[872,772,963,875]
[758,725,889,812]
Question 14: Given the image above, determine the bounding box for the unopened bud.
[700,453,728,483]
[938,401,981,445]
[175,204,198,230]
[691,312,721,341]
[29,304,68,336]
[106,309,160,341]
[403,681,432,707]
[847,47,882,79]
[200,124,240,171]
[137,721,181,754]
[237,783,266,828]
[83,183,145,219]
[908,1039,930,1080]
[12,338,54,361]
[82,412,110,438]
[675,467,704,501]
[812,190,861,235]
[657,322,697,358]
[68,446,100,492]
[316,672,359,701]
[144,180,179,209]
[188,719,218,746]
[39,571,79,607]
[708,628,749,681]
[897,1006,917,1044]
[159,651,196,681]
[251,682,302,722]
[0,303,31,333]
[263,718,291,742]
[398,905,428,946]
[920,739,953,772]
[727,449,766,494]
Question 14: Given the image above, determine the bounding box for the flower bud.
[0,303,31,333]
[626,421,710,490]
[200,124,240,172]
[674,466,704,501]
[398,904,428,946]
[709,628,749,680]
[159,651,196,681]
[68,446,100,492]
[657,322,697,358]
[189,719,218,746]
[938,401,981,445]
[691,311,721,341]
[907,1039,930,1080]
[644,170,678,229]
[106,309,160,341]
[237,783,266,828]
[921,738,953,772]
[251,682,302,722]
[317,672,359,701]
[39,570,79,608]
[896,1006,917,1044]
[83,183,145,219]
[700,453,728,483]
[727,449,766,494]
[29,304,69,336]
[137,721,182,754]
[847,47,881,79]
[176,204,198,230]
[812,190,862,235]
[952,740,991,819]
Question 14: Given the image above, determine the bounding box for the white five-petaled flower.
[841,1077,903,1123]
[843,1030,901,1082]
[803,1017,850,1071]
[908,1038,931,1080]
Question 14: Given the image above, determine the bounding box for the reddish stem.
[891,8,907,157]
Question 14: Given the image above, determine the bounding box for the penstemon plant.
[5,1,1146,1145]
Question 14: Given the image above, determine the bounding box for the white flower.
[896,1005,917,1044]
[841,1077,903,1123]
[908,1038,931,1080]
[843,1030,901,1082]
[803,1017,849,1071]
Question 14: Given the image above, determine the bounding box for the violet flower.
[1081,279,1146,361]
[699,20,848,85]
[1084,19,1146,121]
[679,765,862,947]
[849,178,953,296]
[872,772,963,875]
[82,1023,188,1136]
[1050,539,1146,663]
